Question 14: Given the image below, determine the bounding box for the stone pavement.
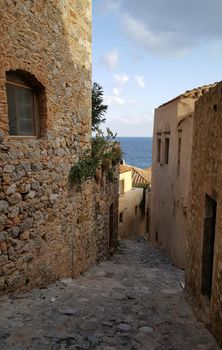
[0,239,220,350]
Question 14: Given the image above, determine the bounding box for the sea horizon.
[116,137,153,169]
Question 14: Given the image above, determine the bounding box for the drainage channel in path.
[0,238,220,350]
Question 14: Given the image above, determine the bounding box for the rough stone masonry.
[186,81,222,345]
[0,0,118,294]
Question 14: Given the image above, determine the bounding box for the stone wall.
[0,0,119,294]
[186,82,222,344]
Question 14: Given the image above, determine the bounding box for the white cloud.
[118,112,154,126]
[119,117,138,125]
[128,99,137,104]
[122,15,188,57]
[113,87,122,95]
[115,0,222,57]
[134,75,146,88]
[114,73,129,86]
[104,95,125,106]
[105,94,137,106]
[97,0,120,14]
[100,49,119,70]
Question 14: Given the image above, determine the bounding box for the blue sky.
[93,0,222,137]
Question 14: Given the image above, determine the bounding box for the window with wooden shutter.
[6,72,39,136]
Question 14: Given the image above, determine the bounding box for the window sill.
[8,135,38,140]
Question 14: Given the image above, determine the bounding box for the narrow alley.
[0,239,220,350]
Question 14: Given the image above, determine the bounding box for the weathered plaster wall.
[119,171,132,193]
[186,82,222,344]
[150,97,194,268]
[0,0,119,294]
[119,170,145,238]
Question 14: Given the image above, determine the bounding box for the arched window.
[6,70,45,136]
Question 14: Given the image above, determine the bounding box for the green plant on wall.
[69,128,122,186]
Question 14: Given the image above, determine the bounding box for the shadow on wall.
[0,0,103,295]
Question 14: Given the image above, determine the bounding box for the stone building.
[150,84,215,268]
[0,0,118,294]
[119,164,150,238]
[186,82,222,344]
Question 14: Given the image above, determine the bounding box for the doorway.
[109,203,114,248]
[201,194,217,299]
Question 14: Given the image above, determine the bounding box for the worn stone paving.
[0,239,220,350]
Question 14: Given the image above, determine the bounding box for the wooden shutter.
[6,82,36,136]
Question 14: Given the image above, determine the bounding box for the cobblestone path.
[0,239,220,350]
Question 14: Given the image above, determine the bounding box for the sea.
[116,137,153,169]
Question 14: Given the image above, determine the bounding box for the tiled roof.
[120,164,152,185]
[119,164,132,174]
[132,166,152,186]
[158,83,218,108]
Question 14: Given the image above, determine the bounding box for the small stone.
[19,184,31,194]
[0,214,7,231]
[0,241,7,252]
[20,162,31,172]
[8,206,19,218]
[5,0,13,6]
[20,218,33,232]
[0,231,7,241]
[5,184,16,195]
[0,200,9,213]
[19,231,30,241]
[3,164,15,173]
[31,163,43,172]
[24,190,36,200]
[8,193,22,205]
[50,194,58,202]
[9,227,20,238]
[117,323,131,332]
[12,170,25,181]
[50,297,56,303]
[139,326,154,333]
[0,254,8,265]
[31,181,40,190]
[78,341,90,350]
[60,277,73,286]
[86,335,98,344]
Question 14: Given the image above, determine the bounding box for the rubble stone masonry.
[0,0,118,294]
[186,82,222,344]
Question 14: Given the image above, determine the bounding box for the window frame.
[177,134,182,175]
[6,72,40,137]
[157,137,162,163]
[164,137,170,165]
[119,179,125,195]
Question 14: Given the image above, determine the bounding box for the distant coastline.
[116,137,153,169]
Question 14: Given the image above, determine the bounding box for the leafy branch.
[69,129,122,186]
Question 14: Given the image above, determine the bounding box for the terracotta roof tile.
[158,82,218,108]
[119,164,132,173]
[120,164,152,185]
[132,166,152,186]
